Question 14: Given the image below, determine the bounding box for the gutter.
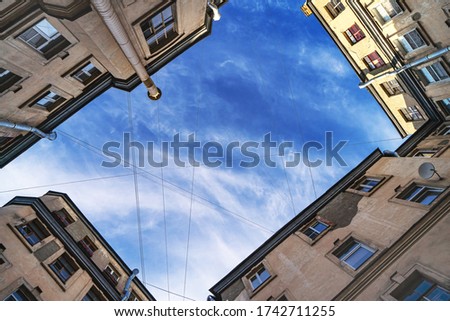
[0,120,57,140]
[90,0,162,100]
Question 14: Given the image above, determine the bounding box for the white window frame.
[249,266,271,290]
[400,185,444,205]
[336,240,376,270]
[420,62,449,83]
[374,0,403,22]
[18,19,60,53]
[398,29,426,53]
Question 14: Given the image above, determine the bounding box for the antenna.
[418,162,442,180]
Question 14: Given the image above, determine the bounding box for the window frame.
[397,29,426,53]
[380,79,404,96]
[51,209,75,227]
[327,236,378,275]
[344,23,365,45]
[17,18,71,60]
[78,236,98,257]
[363,51,386,71]
[324,0,345,19]
[399,106,425,122]
[0,67,23,95]
[243,262,275,296]
[15,219,51,247]
[297,217,333,244]
[48,252,79,284]
[419,62,450,84]
[3,285,37,301]
[373,0,403,24]
[390,181,448,208]
[436,98,450,116]
[82,286,106,301]
[382,265,450,301]
[103,264,121,286]
[433,124,450,136]
[138,3,178,55]
[347,174,391,196]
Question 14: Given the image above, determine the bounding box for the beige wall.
[0,0,207,139]
[0,194,150,300]
[220,124,450,300]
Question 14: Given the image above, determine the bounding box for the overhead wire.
[155,100,171,300]
[0,173,133,194]
[56,129,274,234]
[143,282,196,301]
[127,92,147,284]
[182,98,201,300]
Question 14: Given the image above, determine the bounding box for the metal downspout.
[121,268,139,301]
[359,46,450,88]
[90,0,161,100]
[0,120,57,140]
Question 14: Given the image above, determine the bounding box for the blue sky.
[0,1,405,300]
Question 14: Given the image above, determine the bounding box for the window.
[355,177,382,193]
[399,106,424,122]
[420,62,449,83]
[435,125,450,136]
[411,149,439,158]
[103,264,121,286]
[4,286,36,301]
[32,90,66,111]
[302,220,329,240]
[398,29,426,53]
[437,98,450,116]
[49,253,78,283]
[344,24,365,44]
[71,62,101,85]
[391,271,450,301]
[78,236,97,257]
[363,51,386,70]
[16,219,50,246]
[82,287,105,301]
[52,209,75,227]
[333,238,375,270]
[0,67,22,94]
[18,18,70,60]
[374,0,403,23]
[140,5,177,53]
[324,0,345,19]
[249,266,271,290]
[397,184,444,205]
[381,79,404,96]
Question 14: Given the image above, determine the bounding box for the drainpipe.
[121,268,139,301]
[90,0,161,100]
[0,120,57,140]
[359,46,450,89]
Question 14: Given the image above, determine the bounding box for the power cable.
[143,282,196,301]
[56,129,274,234]
[128,92,146,284]
[155,101,171,301]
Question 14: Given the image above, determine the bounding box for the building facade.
[0,191,154,301]
[209,118,450,300]
[303,0,450,137]
[0,0,226,168]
